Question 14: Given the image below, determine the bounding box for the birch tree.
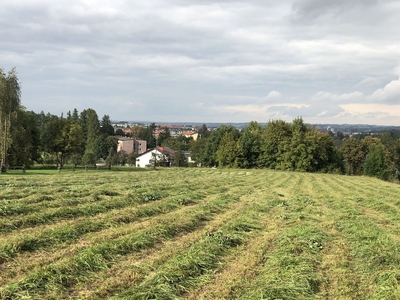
[0,68,21,171]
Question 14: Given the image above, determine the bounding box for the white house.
[135,146,175,168]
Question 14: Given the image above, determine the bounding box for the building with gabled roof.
[135,146,175,168]
[182,131,199,141]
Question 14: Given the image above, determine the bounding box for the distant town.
[112,121,400,137]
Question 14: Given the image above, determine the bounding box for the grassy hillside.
[1,168,400,299]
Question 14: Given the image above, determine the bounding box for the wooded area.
[1,68,400,181]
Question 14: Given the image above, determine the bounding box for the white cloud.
[266,91,282,99]
[310,91,365,103]
[368,77,400,103]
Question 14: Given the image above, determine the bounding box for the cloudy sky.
[1,0,400,125]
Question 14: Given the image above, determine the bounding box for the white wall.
[136,150,164,167]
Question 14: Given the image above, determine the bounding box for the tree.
[127,152,137,166]
[0,68,21,171]
[216,131,239,167]
[361,136,382,150]
[260,118,342,173]
[115,150,128,166]
[198,124,211,138]
[306,129,344,173]
[363,144,394,180]
[394,139,400,169]
[380,132,396,157]
[189,137,208,166]
[8,109,40,167]
[39,113,87,167]
[340,137,366,175]
[99,136,118,160]
[236,121,263,168]
[40,116,68,166]
[65,123,85,163]
[130,125,143,138]
[79,109,89,142]
[82,151,97,166]
[174,150,188,167]
[157,127,171,145]
[71,108,79,124]
[163,135,193,151]
[100,114,114,136]
[138,123,156,148]
[260,119,292,169]
[203,125,239,167]
[115,128,125,136]
[83,109,103,161]
[281,117,311,171]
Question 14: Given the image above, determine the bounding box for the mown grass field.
[1,168,400,299]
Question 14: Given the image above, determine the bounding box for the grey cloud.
[1,0,400,124]
[291,0,379,20]
[267,101,345,119]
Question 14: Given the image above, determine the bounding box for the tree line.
[187,119,400,181]
[1,68,399,180]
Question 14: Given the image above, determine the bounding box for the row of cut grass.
[111,198,266,299]
[0,195,201,265]
[0,189,244,298]
[68,184,275,299]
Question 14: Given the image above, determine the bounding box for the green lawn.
[1,168,400,299]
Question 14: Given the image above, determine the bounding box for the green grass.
[1,168,400,299]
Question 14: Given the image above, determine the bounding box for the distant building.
[182,131,199,141]
[117,138,147,155]
[135,146,175,168]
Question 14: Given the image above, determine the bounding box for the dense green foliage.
[182,119,400,181]
[1,169,400,299]
[1,68,399,181]
[189,118,344,174]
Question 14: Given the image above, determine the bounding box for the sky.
[1,0,400,125]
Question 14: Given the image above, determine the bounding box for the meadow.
[1,168,400,299]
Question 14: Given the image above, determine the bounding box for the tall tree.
[306,129,344,173]
[216,131,239,167]
[198,124,210,138]
[363,144,394,180]
[174,150,188,167]
[71,108,80,124]
[260,119,292,169]
[394,139,400,170]
[281,117,310,171]
[340,137,366,175]
[157,127,171,145]
[189,137,208,166]
[38,112,85,166]
[203,125,239,167]
[83,108,102,161]
[8,109,40,167]
[40,115,68,166]
[0,68,21,171]
[66,122,85,165]
[236,121,263,168]
[100,114,114,136]
[138,123,156,148]
[79,109,89,144]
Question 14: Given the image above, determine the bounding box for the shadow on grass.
[1,166,158,176]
